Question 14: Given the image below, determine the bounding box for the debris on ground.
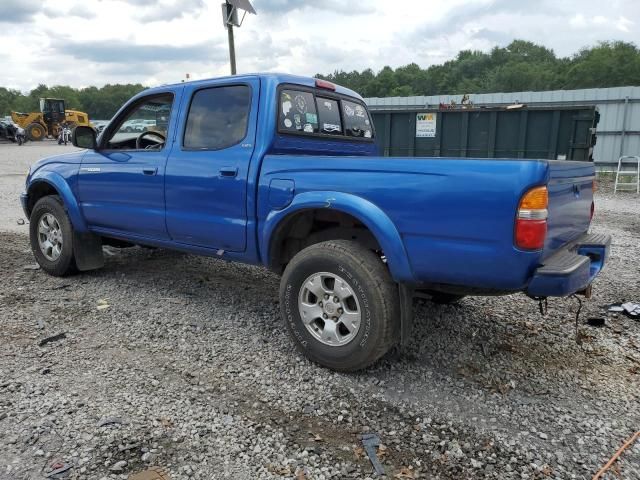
[45,462,73,478]
[97,416,126,427]
[96,298,110,310]
[22,264,39,270]
[38,332,67,347]
[587,317,606,327]
[394,467,415,479]
[128,467,172,480]
[592,430,640,479]
[360,433,385,476]
[608,302,640,319]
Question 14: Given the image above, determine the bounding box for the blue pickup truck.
[22,73,610,371]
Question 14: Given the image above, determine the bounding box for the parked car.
[120,119,144,133]
[141,119,156,132]
[0,119,17,142]
[91,120,110,133]
[21,73,610,371]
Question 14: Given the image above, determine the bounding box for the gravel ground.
[1,143,639,479]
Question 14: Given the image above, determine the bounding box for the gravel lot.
[1,142,639,480]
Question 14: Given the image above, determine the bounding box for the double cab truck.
[22,73,610,371]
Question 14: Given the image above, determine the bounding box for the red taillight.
[515,186,548,250]
[515,219,547,250]
[315,78,336,91]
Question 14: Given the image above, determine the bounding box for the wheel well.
[269,209,382,273]
[26,182,58,218]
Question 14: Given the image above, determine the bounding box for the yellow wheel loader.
[11,98,90,141]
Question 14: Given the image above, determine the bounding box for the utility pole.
[227,22,236,75]
[222,0,256,76]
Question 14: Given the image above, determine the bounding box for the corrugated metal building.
[365,86,640,169]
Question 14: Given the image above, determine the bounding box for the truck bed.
[259,156,595,292]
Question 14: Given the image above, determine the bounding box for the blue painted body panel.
[258,156,549,288]
[22,73,608,297]
[25,151,88,231]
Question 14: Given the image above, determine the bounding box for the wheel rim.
[37,213,63,261]
[298,272,361,346]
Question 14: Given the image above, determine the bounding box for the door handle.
[143,168,158,176]
[219,167,238,178]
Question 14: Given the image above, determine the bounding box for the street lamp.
[221,0,257,75]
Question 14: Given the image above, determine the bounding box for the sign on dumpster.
[416,113,436,138]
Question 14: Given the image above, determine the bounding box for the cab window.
[342,100,373,139]
[279,90,318,134]
[183,85,251,150]
[106,93,173,150]
[316,98,342,135]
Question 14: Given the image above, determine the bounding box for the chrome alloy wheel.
[298,272,362,346]
[37,213,63,261]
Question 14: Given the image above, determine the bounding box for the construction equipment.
[614,155,640,194]
[11,98,90,141]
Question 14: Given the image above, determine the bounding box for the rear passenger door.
[165,79,259,251]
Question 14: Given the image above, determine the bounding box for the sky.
[1,0,639,91]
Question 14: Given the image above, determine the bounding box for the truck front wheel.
[29,196,77,276]
[280,240,399,371]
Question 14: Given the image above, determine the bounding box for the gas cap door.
[268,179,295,210]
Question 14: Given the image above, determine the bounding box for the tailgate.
[543,160,594,258]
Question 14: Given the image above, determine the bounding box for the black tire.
[426,291,465,305]
[26,122,46,141]
[29,196,77,276]
[280,240,399,371]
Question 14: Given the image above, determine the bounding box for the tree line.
[0,83,146,120]
[317,40,640,98]
[1,40,639,120]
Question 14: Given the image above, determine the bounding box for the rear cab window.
[278,85,373,141]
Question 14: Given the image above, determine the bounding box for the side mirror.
[72,126,97,149]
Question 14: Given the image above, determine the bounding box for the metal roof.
[365,86,640,110]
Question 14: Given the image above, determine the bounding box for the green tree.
[2,40,639,116]
[562,41,640,89]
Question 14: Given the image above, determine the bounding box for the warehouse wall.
[365,86,640,169]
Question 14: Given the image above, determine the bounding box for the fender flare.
[27,171,88,233]
[261,191,415,283]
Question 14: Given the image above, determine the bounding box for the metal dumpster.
[370,105,598,161]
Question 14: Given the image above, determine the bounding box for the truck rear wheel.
[26,122,46,141]
[280,240,399,371]
[29,196,77,276]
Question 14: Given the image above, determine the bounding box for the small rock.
[110,460,127,472]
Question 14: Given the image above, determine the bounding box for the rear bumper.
[526,233,611,297]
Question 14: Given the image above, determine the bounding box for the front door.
[78,91,179,240]
[165,79,258,251]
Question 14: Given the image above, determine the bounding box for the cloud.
[51,37,227,64]
[112,0,158,5]
[0,0,41,23]
[471,28,513,45]
[138,0,206,22]
[43,3,96,19]
[254,0,375,15]
[616,16,633,32]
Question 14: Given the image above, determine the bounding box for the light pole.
[222,0,257,75]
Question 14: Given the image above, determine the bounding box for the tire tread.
[281,240,399,371]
